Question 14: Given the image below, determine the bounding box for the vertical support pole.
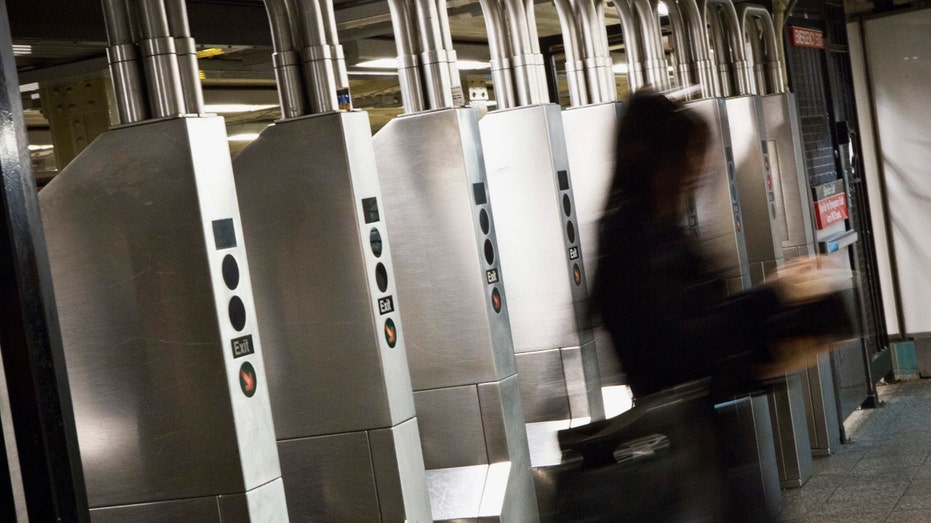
[0,2,89,520]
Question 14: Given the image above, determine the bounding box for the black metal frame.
[0,1,88,520]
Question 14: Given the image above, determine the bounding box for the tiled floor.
[779,378,931,522]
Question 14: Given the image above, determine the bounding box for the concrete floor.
[779,377,931,522]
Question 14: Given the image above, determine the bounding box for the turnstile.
[480,104,605,438]
[40,116,287,520]
[563,102,627,392]
[234,112,431,522]
[374,108,538,522]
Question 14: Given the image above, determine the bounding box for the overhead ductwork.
[738,4,785,95]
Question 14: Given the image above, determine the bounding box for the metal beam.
[0,1,89,520]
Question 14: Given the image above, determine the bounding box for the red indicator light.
[239,361,257,398]
[572,264,582,286]
[491,287,502,313]
[384,318,398,347]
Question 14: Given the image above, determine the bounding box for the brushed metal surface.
[425,465,486,520]
[761,93,815,261]
[686,98,750,287]
[801,352,841,455]
[234,111,416,437]
[39,117,282,510]
[514,349,570,423]
[217,478,288,523]
[562,102,626,387]
[715,395,781,517]
[90,496,221,522]
[477,374,531,466]
[414,385,487,469]
[767,373,813,488]
[561,341,605,421]
[277,432,379,521]
[724,95,783,285]
[369,419,433,522]
[479,104,592,353]
[374,108,516,391]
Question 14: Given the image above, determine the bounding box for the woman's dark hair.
[606,91,709,215]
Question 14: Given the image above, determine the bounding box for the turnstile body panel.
[39,117,286,520]
[761,93,816,261]
[562,102,626,388]
[374,108,538,521]
[724,95,784,284]
[480,104,604,424]
[685,98,751,292]
[233,111,431,522]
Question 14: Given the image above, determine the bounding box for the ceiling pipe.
[551,0,588,107]
[702,0,753,96]
[436,0,466,105]
[675,0,716,98]
[136,0,185,118]
[412,0,454,108]
[477,0,517,109]
[631,0,668,90]
[293,0,339,113]
[524,0,550,103]
[574,0,609,103]
[665,0,692,88]
[611,0,645,92]
[261,0,307,118]
[386,0,426,113]
[164,0,205,114]
[319,0,351,107]
[738,5,784,95]
[593,1,616,101]
[500,0,538,105]
[100,0,148,123]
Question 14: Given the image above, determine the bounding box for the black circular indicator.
[572,264,582,286]
[566,220,576,243]
[479,208,490,234]
[491,287,502,313]
[375,262,389,292]
[562,194,572,217]
[229,296,247,331]
[484,239,495,265]
[370,228,383,258]
[239,361,257,397]
[384,318,398,348]
[222,254,240,290]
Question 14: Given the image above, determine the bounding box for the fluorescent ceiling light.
[19,82,39,93]
[204,104,278,113]
[28,144,54,151]
[227,133,261,142]
[13,44,32,56]
[612,63,629,74]
[356,58,399,69]
[357,58,490,71]
[658,2,669,16]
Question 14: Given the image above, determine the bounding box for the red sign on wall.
[813,193,848,229]
[790,27,825,49]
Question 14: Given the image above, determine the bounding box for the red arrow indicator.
[384,318,398,348]
[239,361,257,397]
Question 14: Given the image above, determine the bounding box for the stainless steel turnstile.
[563,102,627,393]
[374,108,538,521]
[234,112,431,522]
[480,104,605,435]
[40,116,287,520]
